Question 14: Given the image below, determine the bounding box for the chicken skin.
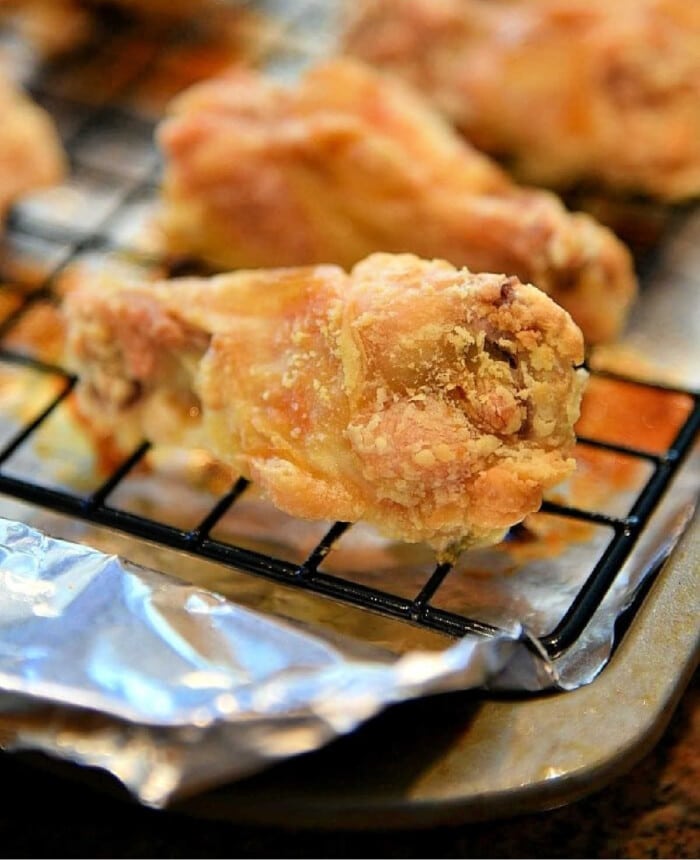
[344,0,700,201]
[63,252,586,558]
[0,75,64,220]
[157,59,636,344]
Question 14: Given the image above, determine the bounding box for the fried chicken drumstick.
[344,0,700,201]
[64,253,586,557]
[0,75,64,221]
[157,59,635,344]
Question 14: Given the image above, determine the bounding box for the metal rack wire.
[0,2,698,662]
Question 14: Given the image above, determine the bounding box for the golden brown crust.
[344,0,700,201]
[157,59,636,344]
[63,252,587,557]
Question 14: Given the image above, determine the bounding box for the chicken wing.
[344,0,700,201]
[157,59,636,344]
[0,75,65,221]
[63,252,586,558]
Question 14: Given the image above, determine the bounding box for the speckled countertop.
[0,671,696,859]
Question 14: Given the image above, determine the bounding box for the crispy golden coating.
[157,59,636,344]
[344,0,700,201]
[63,252,586,557]
[0,75,65,219]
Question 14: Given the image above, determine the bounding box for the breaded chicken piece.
[344,0,700,202]
[63,252,587,557]
[0,75,65,220]
[157,60,636,344]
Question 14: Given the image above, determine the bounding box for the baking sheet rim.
[171,509,700,827]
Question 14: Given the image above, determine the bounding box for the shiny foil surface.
[0,517,552,805]
[0,421,696,807]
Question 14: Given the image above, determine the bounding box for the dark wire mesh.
[0,1,698,660]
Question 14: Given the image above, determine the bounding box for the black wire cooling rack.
[0,1,698,662]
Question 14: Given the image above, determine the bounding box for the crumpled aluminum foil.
[0,431,696,807]
[0,516,556,805]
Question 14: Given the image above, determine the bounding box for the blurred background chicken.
[344,0,700,202]
[0,72,64,223]
[157,59,636,344]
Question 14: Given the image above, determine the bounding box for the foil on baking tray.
[0,517,549,805]
[0,0,698,807]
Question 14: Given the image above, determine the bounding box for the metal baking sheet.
[0,496,696,827]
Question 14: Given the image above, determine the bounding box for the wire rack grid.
[0,0,698,664]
